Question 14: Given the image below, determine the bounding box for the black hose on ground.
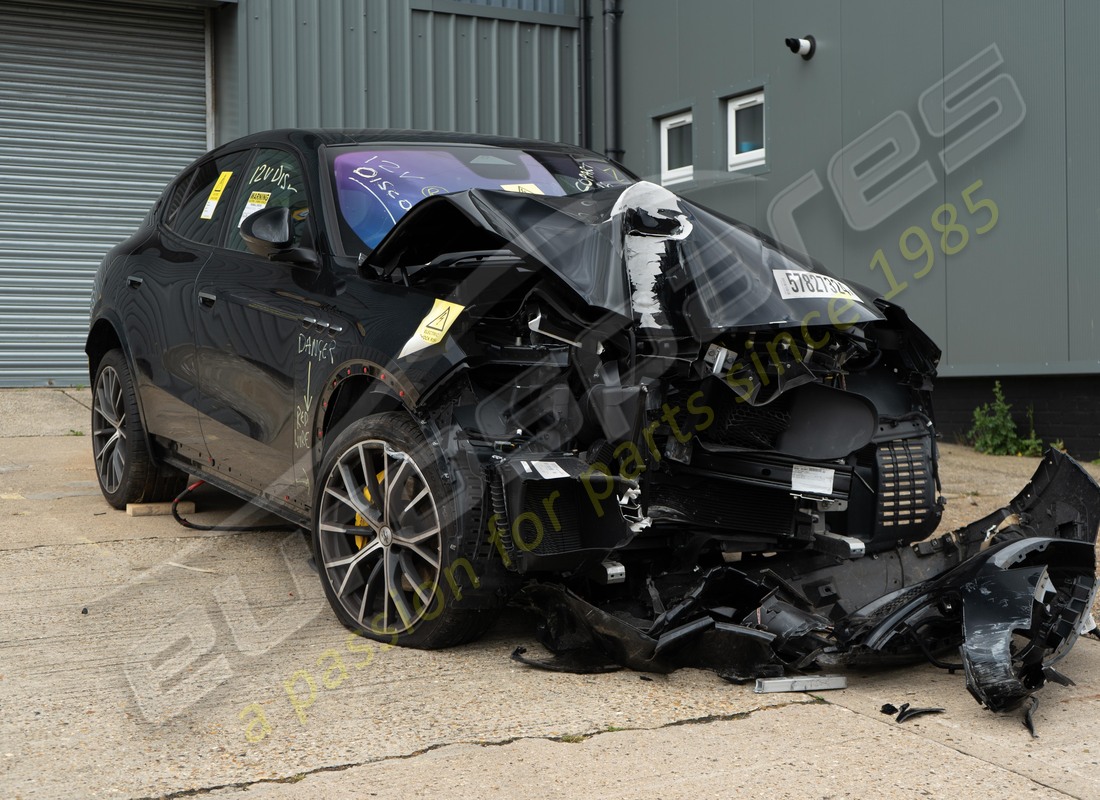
[170,480,297,532]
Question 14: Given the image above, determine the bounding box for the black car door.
[193,146,332,511]
[120,149,252,459]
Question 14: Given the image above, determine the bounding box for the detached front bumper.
[840,449,1099,711]
[514,450,1100,716]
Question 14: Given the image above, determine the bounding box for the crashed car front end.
[370,180,943,569]
[358,171,1099,717]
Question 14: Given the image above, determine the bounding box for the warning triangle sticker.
[426,308,450,331]
[397,298,465,359]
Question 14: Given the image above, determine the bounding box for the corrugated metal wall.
[459,0,570,13]
[612,0,1100,378]
[0,0,208,387]
[213,0,580,144]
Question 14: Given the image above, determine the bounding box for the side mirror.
[240,205,292,256]
[240,206,320,267]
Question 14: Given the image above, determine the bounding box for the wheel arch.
[314,362,479,508]
[86,316,159,468]
[85,317,124,385]
[315,363,423,475]
[320,375,407,443]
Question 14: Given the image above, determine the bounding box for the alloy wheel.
[316,438,443,636]
[92,365,127,494]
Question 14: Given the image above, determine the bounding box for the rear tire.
[312,412,501,648]
[91,349,186,509]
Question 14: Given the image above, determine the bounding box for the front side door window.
[225,148,312,253]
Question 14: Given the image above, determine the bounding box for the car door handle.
[126,275,143,289]
[198,291,217,308]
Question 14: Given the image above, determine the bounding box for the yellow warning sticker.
[200,171,234,220]
[500,183,545,195]
[238,191,272,226]
[398,298,465,358]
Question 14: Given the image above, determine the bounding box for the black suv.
[87,128,947,647]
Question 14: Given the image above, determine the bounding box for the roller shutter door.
[0,0,208,386]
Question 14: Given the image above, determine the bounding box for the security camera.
[785,35,816,60]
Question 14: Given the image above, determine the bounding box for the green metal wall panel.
[941,1,1066,376]
[616,1,848,293]
[617,0,680,177]
[609,0,1088,378]
[1065,0,1100,369]
[681,0,757,224]
[217,0,579,143]
[837,0,946,353]
[752,0,844,277]
[675,0,748,184]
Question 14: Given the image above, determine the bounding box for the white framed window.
[726,90,765,170]
[659,111,693,184]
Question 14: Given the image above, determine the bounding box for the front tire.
[91,349,186,509]
[312,412,501,648]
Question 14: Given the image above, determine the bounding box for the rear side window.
[165,150,252,246]
[162,175,191,229]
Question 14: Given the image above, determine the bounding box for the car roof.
[217,128,594,157]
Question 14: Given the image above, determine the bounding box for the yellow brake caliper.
[354,470,386,548]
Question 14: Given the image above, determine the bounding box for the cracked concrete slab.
[190,702,1072,800]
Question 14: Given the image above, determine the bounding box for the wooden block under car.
[126,501,194,517]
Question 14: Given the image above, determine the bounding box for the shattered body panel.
[89,129,1099,718]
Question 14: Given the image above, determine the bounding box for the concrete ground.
[1,388,1099,800]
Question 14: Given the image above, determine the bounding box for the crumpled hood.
[373,181,886,339]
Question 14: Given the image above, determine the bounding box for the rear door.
[121,148,251,459]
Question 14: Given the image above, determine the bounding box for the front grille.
[876,437,935,529]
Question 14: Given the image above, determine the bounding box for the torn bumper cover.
[516,450,1100,713]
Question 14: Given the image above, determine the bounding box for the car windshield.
[329,144,634,253]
